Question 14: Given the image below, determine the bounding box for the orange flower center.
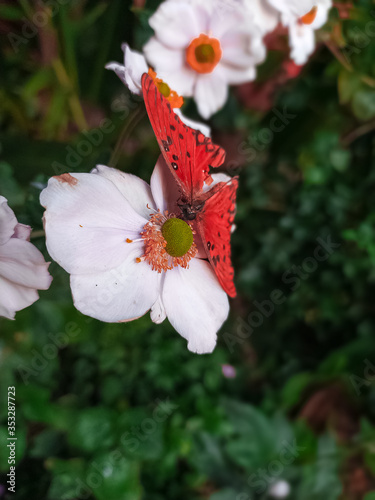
[299,6,318,25]
[136,210,197,273]
[148,68,183,108]
[186,34,222,74]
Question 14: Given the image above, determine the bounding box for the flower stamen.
[140,212,197,272]
[148,69,184,108]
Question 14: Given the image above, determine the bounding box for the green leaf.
[87,452,141,500]
[67,408,117,454]
[117,408,165,461]
[352,88,375,121]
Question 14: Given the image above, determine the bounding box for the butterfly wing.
[142,73,226,203]
[196,178,238,298]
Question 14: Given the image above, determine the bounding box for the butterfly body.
[142,73,238,298]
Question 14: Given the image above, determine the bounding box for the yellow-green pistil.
[161,218,194,258]
[195,43,216,64]
[157,81,171,98]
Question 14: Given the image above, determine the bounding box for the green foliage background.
[1,0,375,498]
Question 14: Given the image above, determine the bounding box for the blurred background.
[1,0,375,499]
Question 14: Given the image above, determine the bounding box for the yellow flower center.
[161,218,194,258]
[148,68,184,108]
[186,34,222,74]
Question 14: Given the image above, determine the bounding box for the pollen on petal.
[126,238,133,243]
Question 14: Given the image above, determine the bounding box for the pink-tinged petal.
[150,155,180,214]
[194,74,228,119]
[12,223,31,241]
[0,275,40,320]
[150,294,167,324]
[221,29,266,69]
[162,258,229,354]
[70,249,160,322]
[217,63,256,85]
[0,196,17,245]
[92,165,156,219]
[0,238,52,289]
[148,1,203,49]
[40,173,147,275]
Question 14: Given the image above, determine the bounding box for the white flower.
[143,0,266,119]
[106,43,211,137]
[245,0,332,65]
[0,196,52,320]
[286,0,332,65]
[40,160,230,354]
[268,480,291,498]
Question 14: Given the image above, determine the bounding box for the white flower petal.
[311,0,332,29]
[0,196,17,245]
[92,164,156,219]
[174,108,211,137]
[217,62,256,85]
[106,44,148,96]
[0,238,52,289]
[194,74,228,119]
[220,28,266,69]
[248,0,278,35]
[150,293,167,324]
[40,173,147,275]
[12,223,31,240]
[209,5,246,39]
[143,38,184,72]
[150,155,181,214]
[148,1,203,49]
[70,251,160,323]
[0,275,40,320]
[289,22,315,65]
[143,39,196,97]
[268,0,315,23]
[162,258,229,354]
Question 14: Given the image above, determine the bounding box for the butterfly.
[141,73,238,298]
